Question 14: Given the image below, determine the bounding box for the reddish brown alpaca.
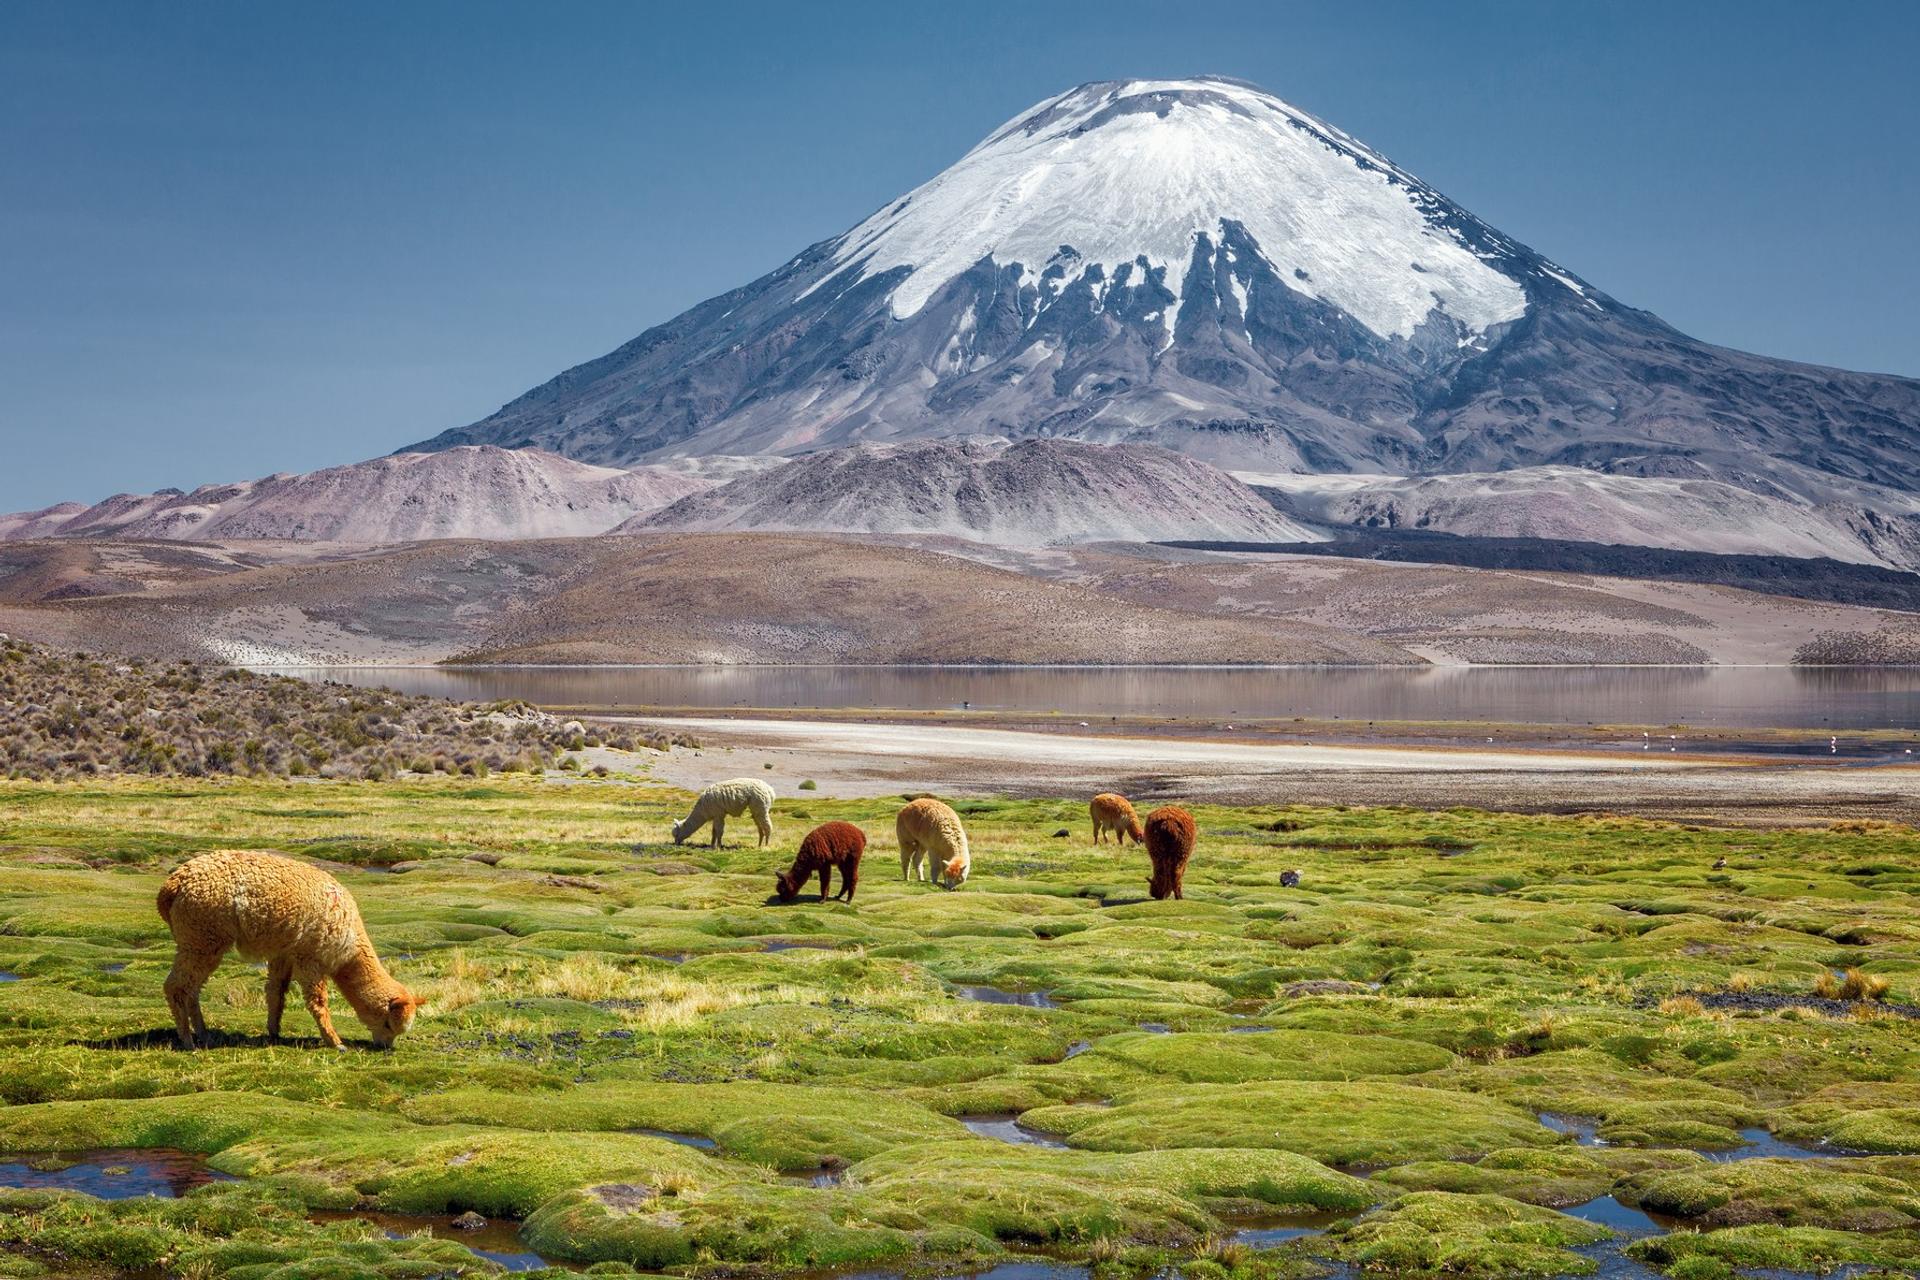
[1144,805,1196,900]
[776,821,866,902]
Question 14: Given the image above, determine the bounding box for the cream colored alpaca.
[897,797,970,889]
[1090,792,1145,845]
[671,778,776,848]
[157,850,419,1051]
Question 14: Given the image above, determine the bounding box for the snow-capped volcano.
[818,77,1536,342]
[409,76,1920,554]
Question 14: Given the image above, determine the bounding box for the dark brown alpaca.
[1144,805,1195,900]
[776,821,866,903]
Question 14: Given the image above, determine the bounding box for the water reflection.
[273,665,1920,732]
[0,1149,233,1199]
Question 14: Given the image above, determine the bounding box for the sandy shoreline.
[608,713,1920,828]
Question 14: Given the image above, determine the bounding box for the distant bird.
[1280,869,1301,888]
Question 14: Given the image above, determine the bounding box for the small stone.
[594,1182,658,1212]
[450,1210,487,1230]
[1052,828,1070,838]
[1280,869,1301,887]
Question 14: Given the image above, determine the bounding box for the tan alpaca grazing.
[896,797,970,889]
[156,850,419,1051]
[1090,792,1145,845]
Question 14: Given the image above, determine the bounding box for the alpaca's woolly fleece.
[1144,805,1197,901]
[1090,792,1145,845]
[672,778,777,847]
[897,798,970,889]
[157,850,417,1050]
[777,821,866,902]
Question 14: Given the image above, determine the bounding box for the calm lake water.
[271,665,1920,732]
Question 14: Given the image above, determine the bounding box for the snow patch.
[816,77,1527,341]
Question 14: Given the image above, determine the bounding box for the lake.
[269,665,1920,732]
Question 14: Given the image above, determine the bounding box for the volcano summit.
[412,76,1919,554]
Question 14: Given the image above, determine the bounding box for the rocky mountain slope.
[407,76,1920,545]
[631,438,1316,544]
[1250,468,1920,568]
[0,446,706,543]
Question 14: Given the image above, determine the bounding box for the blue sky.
[2,0,1915,511]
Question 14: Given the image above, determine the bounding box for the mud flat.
[617,714,1920,825]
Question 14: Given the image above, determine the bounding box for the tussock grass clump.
[1815,968,1892,1002]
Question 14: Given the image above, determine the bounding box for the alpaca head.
[1148,859,1182,899]
[669,816,693,845]
[937,854,969,891]
[774,868,803,901]
[359,984,422,1049]
[1126,818,1145,844]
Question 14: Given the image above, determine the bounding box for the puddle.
[1139,1022,1171,1034]
[1560,1195,1688,1235]
[830,1265,1087,1280]
[632,1128,718,1151]
[959,1115,1069,1149]
[762,940,840,953]
[1704,1127,1867,1160]
[780,1169,847,1188]
[1228,1209,1350,1246]
[1539,1113,1606,1146]
[0,973,18,983]
[1062,1040,1093,1059]
[952,984,1059,1009]
[644,952,690,965]
[1575,1243,1670,1279]
[102,962,128,973]
[1228,1024,1273,1034]
[1541,1114,1861,1161]
[310,1209,578,1272]
[0,1149,234,1198]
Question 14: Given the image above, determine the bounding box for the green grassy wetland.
[3,774,1920,1279]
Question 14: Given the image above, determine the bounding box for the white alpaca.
[897,797,970,889]
[671,778,776,848]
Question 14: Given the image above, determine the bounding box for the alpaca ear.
[390,995,412,1013]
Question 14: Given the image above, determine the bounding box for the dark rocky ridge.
[1162,527,1920,613]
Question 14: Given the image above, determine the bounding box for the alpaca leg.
[164,947,220,1050]
[839,861,858,902]
[756,806,771,848]
[710,815,726,848]
[189,988,208,1039]
[302,974,344,1049]
[818,866,832,901]
[264,958,292,1042]
[900,843,914,881]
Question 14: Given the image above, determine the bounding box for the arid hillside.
[0,531,1912,667]
[1015,545,1918,666]
[455,532,1401,664]
[1,446,707,543]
